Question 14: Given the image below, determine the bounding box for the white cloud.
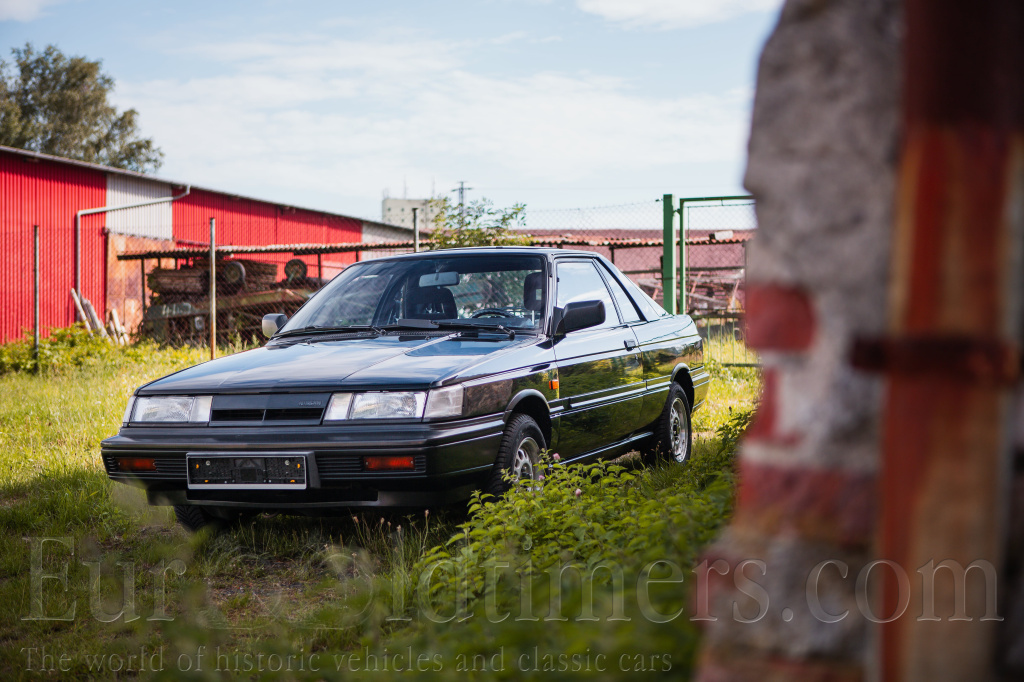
[576,0,782,29]
[0,0,65,21]
[118,34,751,215]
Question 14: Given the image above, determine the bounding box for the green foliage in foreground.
[0,325,258,376]
[386,413,750,680]
[0,331,757,680]
[0,325,180,375]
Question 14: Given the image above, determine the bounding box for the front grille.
[208,394,330,424]
[265,408,324,421]
[316,455,362,479]
[211,409,265,422]
[155,458,187,477]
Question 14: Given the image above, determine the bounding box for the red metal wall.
[172,189,361,278]
[0,151,106,343]
[279,208,361,279]
[1,154,367,345]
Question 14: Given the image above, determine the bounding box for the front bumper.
[100,414,505,510]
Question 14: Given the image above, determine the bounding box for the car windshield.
[281,254,547,332]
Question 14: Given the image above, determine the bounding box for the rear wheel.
[641,384,692,466]
[485,413,546,497]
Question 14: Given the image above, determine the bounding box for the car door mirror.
[262,313,288,338]
[555,300,605,335]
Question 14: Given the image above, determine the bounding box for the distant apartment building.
[382,198,438,231]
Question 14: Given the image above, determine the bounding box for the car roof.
[369,246,603,261]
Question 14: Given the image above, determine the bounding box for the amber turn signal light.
[363,456,416,471]
[549,379,559,390]
[118,457,157,472]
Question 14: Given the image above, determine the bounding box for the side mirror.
[262,313,288,338]
[555,300,605,335]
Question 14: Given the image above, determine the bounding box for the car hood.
[139,333,528,394]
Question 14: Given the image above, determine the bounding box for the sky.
[0,0,782,222]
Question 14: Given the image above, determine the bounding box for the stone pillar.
[696,0,901,679]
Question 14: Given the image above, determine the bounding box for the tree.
[428,196,531,249]
[0,43,163,172]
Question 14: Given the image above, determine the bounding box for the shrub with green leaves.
[0,324,166,374]
[378,411,750,680]
[0,324,257,375]
[428,197,531,250]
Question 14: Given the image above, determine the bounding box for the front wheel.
[173,505,255,532]
[484,413,546,497]
[173,504,216,532]
[641,384,692,466]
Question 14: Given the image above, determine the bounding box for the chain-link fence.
[681,198,757,366]
[134,252,316,347]
[522,201,666,300]
[122,236,421,347]
[110,198,758,365]
[520,197,757,365]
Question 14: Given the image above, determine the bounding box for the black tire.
[484,413,546,497]
[221,261,246,287]
[641,383,692,466]
[173,504,216,532]
[284,258,307,281]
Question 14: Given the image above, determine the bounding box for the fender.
[670,364,692,384]
[503,388,549,422]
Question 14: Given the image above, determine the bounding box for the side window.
[555,260,619,329]
[600,268,642,323]
[621,276,670,320]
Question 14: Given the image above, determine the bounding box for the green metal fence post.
[662,194,677,314]
[678,198,687,315]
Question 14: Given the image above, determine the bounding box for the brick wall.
[696,0,902,678]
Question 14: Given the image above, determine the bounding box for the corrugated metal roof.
[0,145,408,233]
[116,234,752,261]
[116,241,415,260]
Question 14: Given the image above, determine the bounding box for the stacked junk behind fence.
[121,197,756,365]
[143,255,319,344]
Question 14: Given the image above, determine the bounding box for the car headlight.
[131,396,212,423]
[322,388,464,422]
[424,385,464,419]
[322,388,465,421]
[351,392,426,420]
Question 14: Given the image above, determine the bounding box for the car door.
[552,258,644,458]
[605,265,704,428]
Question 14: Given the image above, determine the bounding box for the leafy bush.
[1,324,140,374]
[0,324,244,375]
[428,197,531,249]
[0,323,757,680]
[376,410,751,679]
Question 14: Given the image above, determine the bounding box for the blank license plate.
[186,453,308,489]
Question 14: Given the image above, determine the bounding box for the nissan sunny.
[101,247,710,530]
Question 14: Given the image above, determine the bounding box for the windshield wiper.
[389,319,519,339]
[275,324,383,338]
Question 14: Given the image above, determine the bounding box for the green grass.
[0,333,758,680]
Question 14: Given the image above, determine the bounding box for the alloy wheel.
[669,398,689,463]
[511,436,541,482]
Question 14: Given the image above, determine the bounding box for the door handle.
[624,339,637,351]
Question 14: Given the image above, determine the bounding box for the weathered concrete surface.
[697,0,901,677]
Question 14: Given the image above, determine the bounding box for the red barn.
[0,145,411,344]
